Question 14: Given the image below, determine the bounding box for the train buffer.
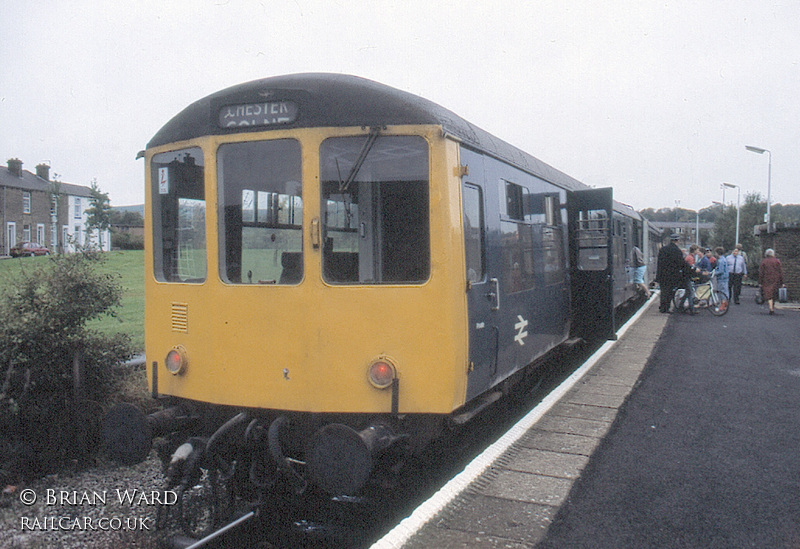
[372,286,800,548]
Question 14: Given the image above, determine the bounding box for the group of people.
[655,234,786,315]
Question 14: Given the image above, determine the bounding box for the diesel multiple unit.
[104,73,658,534]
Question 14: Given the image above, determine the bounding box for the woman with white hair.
[758,248,785,315]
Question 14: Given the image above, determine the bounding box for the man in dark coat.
[656,234,686,313]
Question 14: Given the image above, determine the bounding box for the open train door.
[567,187,616,341]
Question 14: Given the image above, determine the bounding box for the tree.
[772,204,800,224]
[109,209,144,226]
[85,179,113,248]
[639,206,718,224]
[0,252,133,481]
[713,192,767,268]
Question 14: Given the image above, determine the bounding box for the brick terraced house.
[1,158,111,256]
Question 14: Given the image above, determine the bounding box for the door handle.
[311,217,320,249]
[487,278,500,311]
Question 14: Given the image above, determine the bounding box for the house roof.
[0,165,93,197]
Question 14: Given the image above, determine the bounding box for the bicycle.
[673,273,729,316]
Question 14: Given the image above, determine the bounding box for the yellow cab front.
[144,125,470,415]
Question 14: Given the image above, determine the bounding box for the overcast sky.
[2,1,798,212]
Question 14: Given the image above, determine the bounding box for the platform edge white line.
[370,294,658,549]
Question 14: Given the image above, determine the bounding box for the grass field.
[0,250,145,351]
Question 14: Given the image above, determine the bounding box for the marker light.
[165,346,188,375]
[368,358,396,389]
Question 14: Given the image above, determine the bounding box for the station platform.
[372,286,800,548]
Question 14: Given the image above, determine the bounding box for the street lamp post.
[695,211,699,246]
[722,182,740,246]
[745,145,772,231]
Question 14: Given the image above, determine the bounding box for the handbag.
[755,287,764,305]
[779,287,788,303]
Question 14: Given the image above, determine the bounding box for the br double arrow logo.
[514,315,529,346]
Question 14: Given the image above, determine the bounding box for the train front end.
[146,127,466,416]
[108,75,474,500]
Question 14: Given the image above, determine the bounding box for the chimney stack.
[7,158,23,177]
[36,163,51,181]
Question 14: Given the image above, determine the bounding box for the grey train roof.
[147,73,594,195]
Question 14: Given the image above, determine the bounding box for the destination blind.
[218,101,298,127]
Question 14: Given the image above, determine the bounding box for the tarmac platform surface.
[375,286,800,548]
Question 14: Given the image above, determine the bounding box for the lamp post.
[722,182,740,246]
[695,210,699,246]
[720,183,726,211]
[745,145,771,231]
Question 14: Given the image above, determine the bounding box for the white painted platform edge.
[370,294,658,549]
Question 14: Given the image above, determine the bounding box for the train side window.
[462,184,485,283]
[151,148,207,283]
[542,225,565,285]
[320,135,430,284]
[217,139,302,285]
[500,180,530,222]
[576,209,609,271]
[544,195,558,226]
[501,221,535,293]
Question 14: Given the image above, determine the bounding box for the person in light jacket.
[712,247,729,300]
[726,247,747,305]
[632,245,651,299]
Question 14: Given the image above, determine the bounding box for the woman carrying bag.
[758,248,785,315]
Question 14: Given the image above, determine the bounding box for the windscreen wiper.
[339,126,381,193]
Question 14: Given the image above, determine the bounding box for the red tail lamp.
[165,346,188,375]
[368,358,396,389]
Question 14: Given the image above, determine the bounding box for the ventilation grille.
[171,302,189,333]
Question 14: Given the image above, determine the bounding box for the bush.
[0,251,134,482]
[111,231,144,250]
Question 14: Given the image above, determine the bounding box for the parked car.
[9,242,50,257]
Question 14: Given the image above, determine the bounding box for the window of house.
[74,198,82,219]
[23,192,31,214]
